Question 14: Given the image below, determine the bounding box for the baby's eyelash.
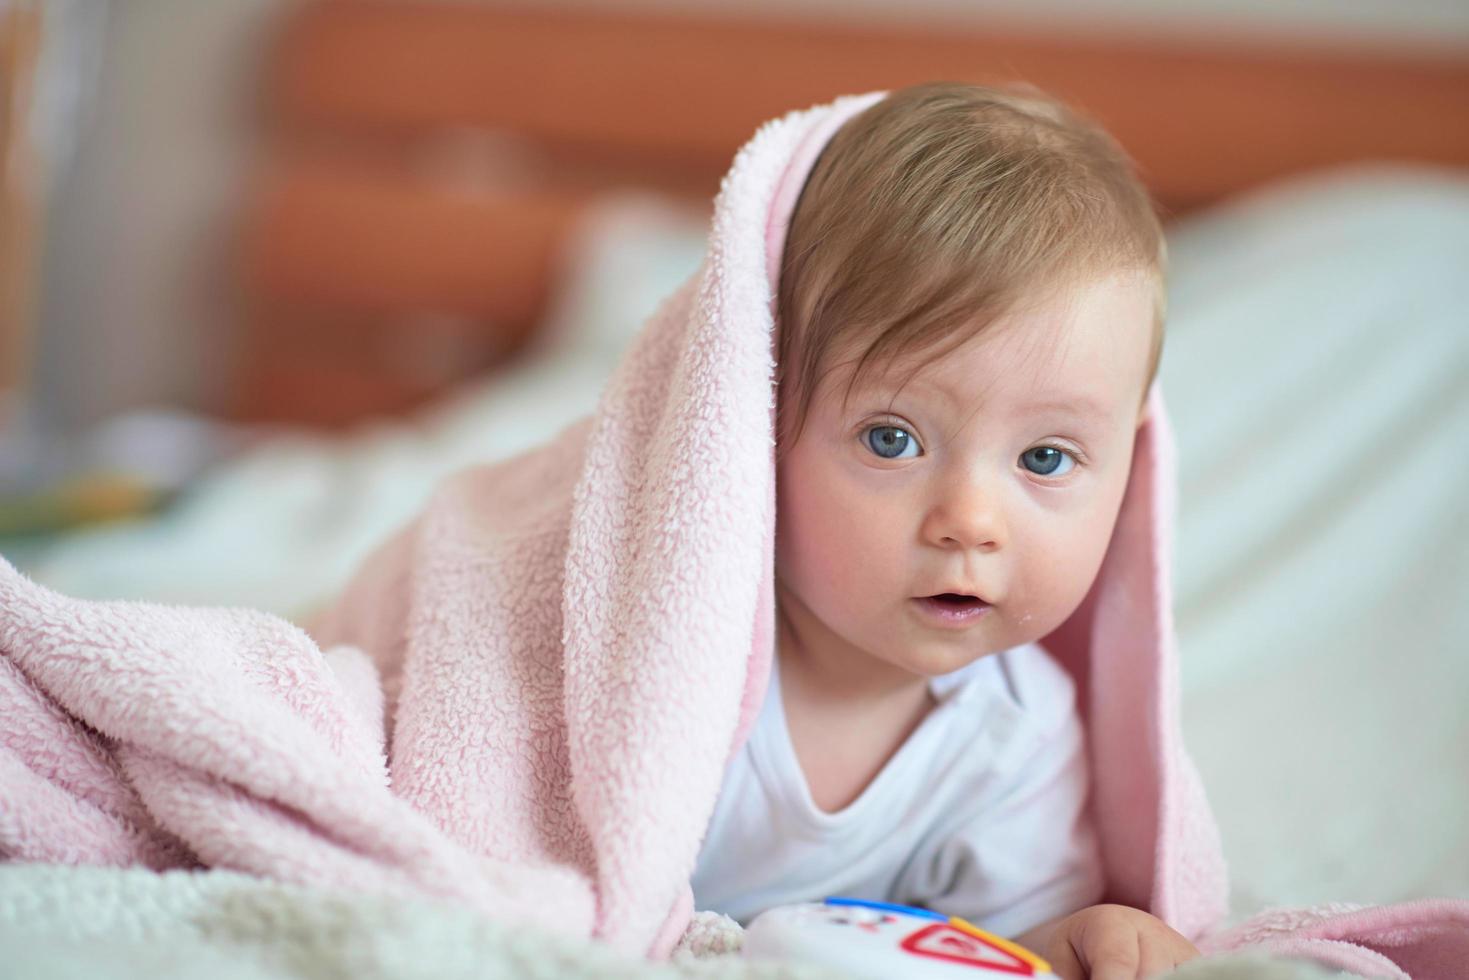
[1068,445,1090,466]
[1036,443,1086,465]
[865,417,919,437]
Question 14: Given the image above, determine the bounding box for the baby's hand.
[1021,903,1199,980]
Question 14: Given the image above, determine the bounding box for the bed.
[5,1,1468,975]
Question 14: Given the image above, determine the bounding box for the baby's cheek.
[1028,514,1116,628]
[989,588,1055,653]
[775,477,830,587]
[779,476,895,595]
[1017,515,1112,634]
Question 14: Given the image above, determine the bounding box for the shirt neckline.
[756,650,1018,833]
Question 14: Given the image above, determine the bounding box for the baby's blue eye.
[1020,446,1075,477]
[864,425,919,460]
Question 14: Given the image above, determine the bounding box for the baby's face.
[774,271,1157,683]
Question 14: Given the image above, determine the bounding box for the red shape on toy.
[899,923,1037,975]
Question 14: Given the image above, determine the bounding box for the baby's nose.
[922,486,1006,552]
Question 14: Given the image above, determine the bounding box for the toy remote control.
[742,897,1051,978]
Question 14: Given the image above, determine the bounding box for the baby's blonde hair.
[775,81,1167,452]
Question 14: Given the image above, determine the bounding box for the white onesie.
[689,641,1106,939]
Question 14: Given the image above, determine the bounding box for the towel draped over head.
[2,91,1464,976]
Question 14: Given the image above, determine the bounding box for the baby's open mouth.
[912,593,993,625]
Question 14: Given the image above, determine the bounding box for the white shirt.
[689,642,1105,939]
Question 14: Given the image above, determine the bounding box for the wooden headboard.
[232,0,1469,428]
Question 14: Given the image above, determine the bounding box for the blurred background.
[1,0,1466,931]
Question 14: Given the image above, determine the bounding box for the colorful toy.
[742,897,1052,977]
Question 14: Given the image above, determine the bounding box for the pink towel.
[2,91,1465,976]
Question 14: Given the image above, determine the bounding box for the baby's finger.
[1082,929,1140,980]
[1044,941,1086,980]
[1137,939,1179,979]
[1164,933,1203,975]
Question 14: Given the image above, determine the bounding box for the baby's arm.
[1012,904,1199,980]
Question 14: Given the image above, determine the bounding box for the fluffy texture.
[0,863,843,979]
[2,91,1465,976]
[0,862,1356,980]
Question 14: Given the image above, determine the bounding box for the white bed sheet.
[1160,165,1469,916]
[12,165,1469,924]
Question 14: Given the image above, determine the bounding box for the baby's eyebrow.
[1022,395,1112,418]
[865,376,960,409]
[872,379,1111,420]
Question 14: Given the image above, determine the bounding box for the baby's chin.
[886,611,1066,676]
[875,637,1009,679]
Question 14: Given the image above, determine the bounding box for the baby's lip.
[916,589,994,605]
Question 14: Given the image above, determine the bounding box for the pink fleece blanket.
[2,91,1465,977]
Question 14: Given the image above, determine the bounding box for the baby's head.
[773,81,1165,682]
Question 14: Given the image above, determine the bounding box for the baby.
[690,83,1199,979]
